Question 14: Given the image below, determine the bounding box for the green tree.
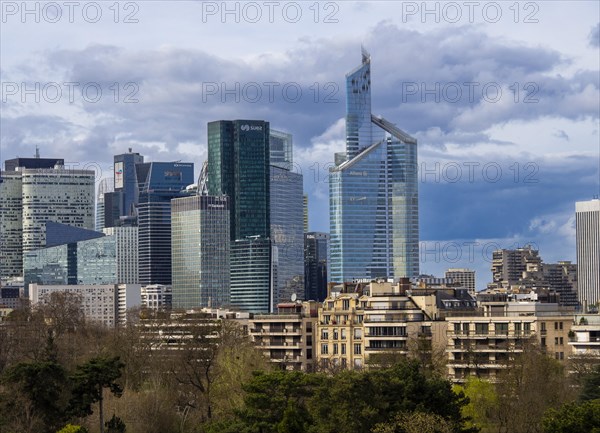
[68,356,125,433]
[580,364,600,401]
[1,360,68,433]
[456,377,497,433]
[542,399,600,433]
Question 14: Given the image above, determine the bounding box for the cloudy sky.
[2,1,599,289]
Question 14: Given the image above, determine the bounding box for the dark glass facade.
[304,232,329,302]
[136,162,194,285]
[207,120,270,240]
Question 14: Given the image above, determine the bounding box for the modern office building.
[576,199,600,310]
[103,226,139,284]
[329,49,419,283]
[24,224,138,287]
[230,236,272,313]
[20,167,95,253]
[208,120,272,312]
[207,120,270,240]
[269,129,293,169]
[304,232,329,302]
[303,194,309,232]
[114,149,144,218]
[446,268,476,293]
[270,165,304,308]
[136,161,194,285]
[1,159,95,279]
[4,155,64,172]
[0,172,23,278]
[95,178,114,231]
[171,194,230,309]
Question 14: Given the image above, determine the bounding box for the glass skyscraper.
[329,49,419,283]
[269,129,293,169]
[136,161,194,285]
[576,199,600,310]
[207,120,272,312]
[171,194,230,309]
[304,232,329,302]
[270,165,304,308]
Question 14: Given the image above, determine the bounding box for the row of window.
[321,343,362,355]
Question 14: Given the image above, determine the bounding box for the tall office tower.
[303,194,309,232]
[576,199,600,310]
[304,232,329,302]
[207,120,270,240]
[96,178,114,231]
[270,129,293,169]
[490,246,541,287]
[171,195,230,309]
[270,165,304,308]
[329,49,419,283]
[446,268,476,293]
[0,172,23,278]
[136,162,194,285]
[103,226,139,284]
[21,167,95,252]
[230,236,272,312]
[114,149,144,217]
[207,120,271,312]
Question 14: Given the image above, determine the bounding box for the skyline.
[2,1,599,290]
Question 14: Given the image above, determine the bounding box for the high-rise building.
[269,129,293,169]
[136,162,194,285]
[207,120,270,240]
[171,195,230,309]
[96,178,114,231]
[329,50,419,283]
[576,199,600,310]
[1,159,95,279]
[270,165,304,308]
[490,246,541,288]
[303,194,309,232]
[0,172,23,278]
[103,226,139,284]
[208,120,271,312]
[304,232,329,302]
[114,149,144,218]
[230,236,272,312]
[542,261,578,307]
[446,268,476,293]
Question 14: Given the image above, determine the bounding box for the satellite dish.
[291,293,297,302]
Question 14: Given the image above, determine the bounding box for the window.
[321,344,329,355]
[354,344,362,355]
[341,329,347,340]
[555,337,559,345]
[475,323,489,335]
[321,329,329,340]
[559,322,563,330]
[333,330,338,340]
[356,315,364,324]
[524,323,531,333]
[541,322,546,331]
[463,323,470,335]
[333,343,338,355]
[454,323,461,334]
[354,328,362,339]
[560,337,564,345]
[341,344,346,355]
[343,299,350,310]
[541,337,546,347]
[495,323,508,335]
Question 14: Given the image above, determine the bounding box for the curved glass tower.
[329,50,419,283]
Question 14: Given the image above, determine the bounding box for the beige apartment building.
[249,301,319,371]
[446,301,574,383]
